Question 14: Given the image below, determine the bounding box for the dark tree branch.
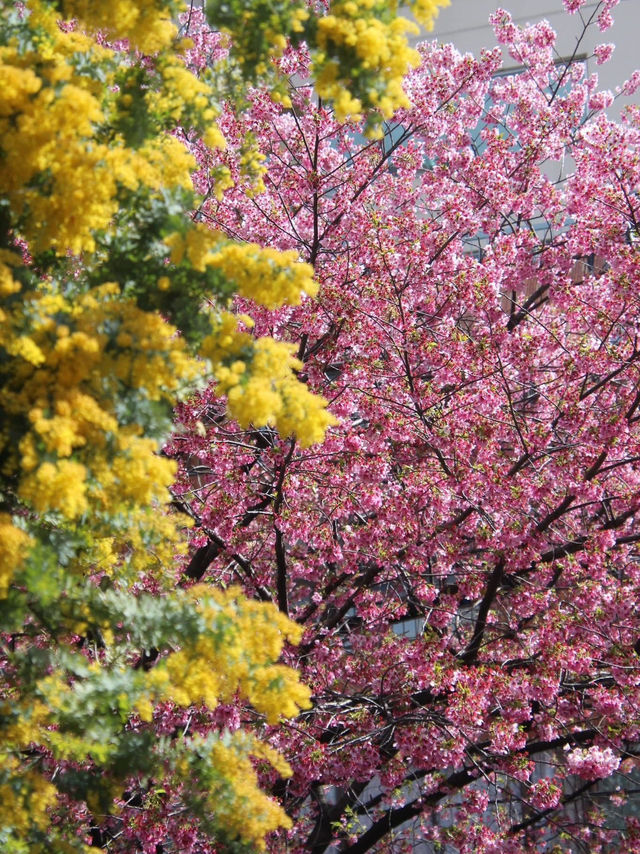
[536,494,575,533]
[275,527,289,616]
[458,558,505,665]
[508,779,596,836]
[340,768,475,854]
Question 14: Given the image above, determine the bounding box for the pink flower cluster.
[566,746,621,781]
[150,1,640,850]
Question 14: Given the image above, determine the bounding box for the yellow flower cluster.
[111,435,178,505]
[0,515,31,596]
[311,0,449,124]
[0,0,336,613]
[207,0,447,130]
[13,588,310,849]
[201,314,336,447]
[165,226,316,306]
[208,243,317,308]
[202,735,294,849]
[105,301,203,396]
[409,0,450,28]
[156,586,311,723]
[0,283,202,549]
[213,2,310,75]
[0,1,226,255]
[0,700,51,755]
[122,135,197,194]
[90,506,191,577]
[0,700,92,848]
[314,0,420,122]
[239,144,267,195]
[151,59,212,120]
[164,223,222,270]
[27,392,117,459]
[144,56,226,154]
[60,0,179,53]
[19,460,89,519]
[0,761,58,838]
[0,699,68,841]
[0,52,117,254]
[0,251,21,301]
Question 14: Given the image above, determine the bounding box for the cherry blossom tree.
[169,1,640,850]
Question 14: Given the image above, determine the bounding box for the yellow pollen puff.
[0,515,32,596]
[308,0,445,124]
[19,459,88,519]
[201,318,337,446]
[207,243,317,308]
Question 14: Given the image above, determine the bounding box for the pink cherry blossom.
[594,42,615,65]
[567,747,621,781]
[154,1,640,850]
